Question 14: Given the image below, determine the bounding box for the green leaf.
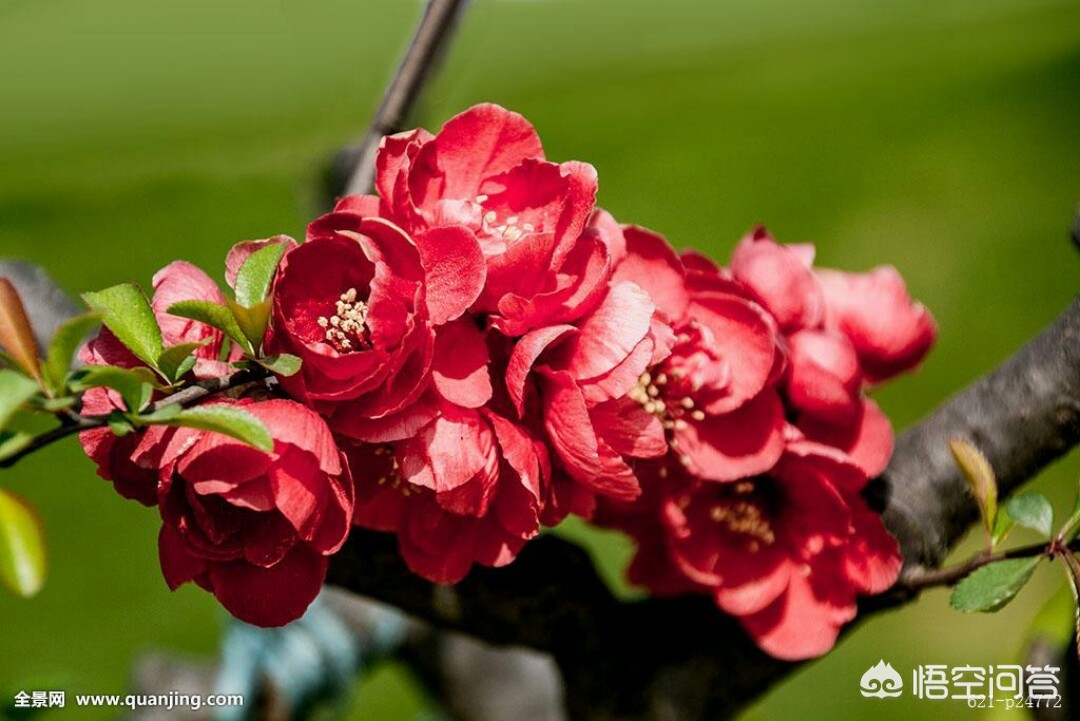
[991,511,1015,547]
[1005,491,1054,538]
[950,438,997,541]
[148,405,272,452]
[0,489,46,597]
[167,300,251,353]
[255,353,301,377]
[42,312,101,396]
[227,298,271,352]
[0,370,39,430]
[234,242,288,308]
[70,365,158,413]
[0,430,33,462]
[82,284,164,371]
[157,340,209,383]
[950,556,1041,613]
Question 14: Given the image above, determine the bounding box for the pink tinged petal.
[780,439,869,496]
[268,453,327,536]
[224,236,298,289]
[613,226,691,321]
[540,371,640,500]
[690,293,778,414]
[407,408,492,493]
[177,438,271,487]
[738,565,856,661]
[245,399,342,476]
[844,500,902,594]
[158,524,208,590]
[799,398,894,478]
[309,466,355,555]
[415,226,486,324]
[730,229,824,331]
[786,329,862,423]
[217,476,276,512]
[432,318,492,408]
[676,391,785,482]
[375,127,434,213]
[817,266,937,383]
[152,261,227,348]
[506,324,576,416]
[207,546,329,627]
[559,282,655,381]
[589,396,667,459]
[332,194,383,217]
[330,393,440,443]
[714,557,794,617]
[416,103,545,202]
[579,335,656,405]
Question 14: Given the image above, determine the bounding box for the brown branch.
[0,368,267,469]
[326,297,1080,720]
[330,0,469,199]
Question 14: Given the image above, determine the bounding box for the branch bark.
[328,0,469,199]
[326,297,1080,720]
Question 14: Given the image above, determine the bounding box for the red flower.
[348,406,545,584]
[729,228,823,332]
[155,399,354,627]
[817,266,937,383]
[606,227,786,484]
[658,440,900,660]
[80,261,242,505]
[267,212,488,440]
[508,278,674,503]
[357,103,604,335]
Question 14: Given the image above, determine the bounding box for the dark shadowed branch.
[326,297,1080,720]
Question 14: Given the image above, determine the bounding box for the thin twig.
[0,368,266,469]
[895,539,1080,592]
[339,0,469,196]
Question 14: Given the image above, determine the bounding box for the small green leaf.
[234,242,288,308]
[0,370,39,431]
[950,438,997,541]
[70,365,158,413]
[0,278,42,383]
[42,312,101,396]
[0,488,46,597]
[227,298,271,352]
[950,556,1041,613]
[255,353,301,377]
[0,430,33,462]
[167,300,251,353]
[1005,491,1054,538]
[108,415,135,437]
[157,340,209,383]
[148,405,272,452]
[133,403,182,424]
[991,512,1015,547]
[82,284,164,371]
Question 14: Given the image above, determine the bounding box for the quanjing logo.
[860,660,904,698]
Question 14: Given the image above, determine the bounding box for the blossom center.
[373,446,416,497]
[317,288,370,353]
[711,483,776,548]
[481,207,536,243]
[628,370,707,466]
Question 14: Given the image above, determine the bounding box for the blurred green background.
[1,0,1079,718]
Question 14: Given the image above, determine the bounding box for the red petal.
[559,282,654,381]
[506,324,576,416]
[613,226,690,321]
[415,226,486,324]
[676,391,785,482]
[207,547,328,627]
[432,318,492,408]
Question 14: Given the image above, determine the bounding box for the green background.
[1,0,1079,718]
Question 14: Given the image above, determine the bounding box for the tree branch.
[327,297,1080,720]
[329,0,469,199]
[0,368,267,469]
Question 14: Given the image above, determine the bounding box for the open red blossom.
[155,399,354,627]
[347,406,545,584]
[817,266,937,383]
[80,261,243,505]
[507,279,674,503]
[606,227,786,483]
[652,439,899,660]
[346,103,604,336]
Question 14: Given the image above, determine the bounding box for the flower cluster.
[78,104,935,658]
